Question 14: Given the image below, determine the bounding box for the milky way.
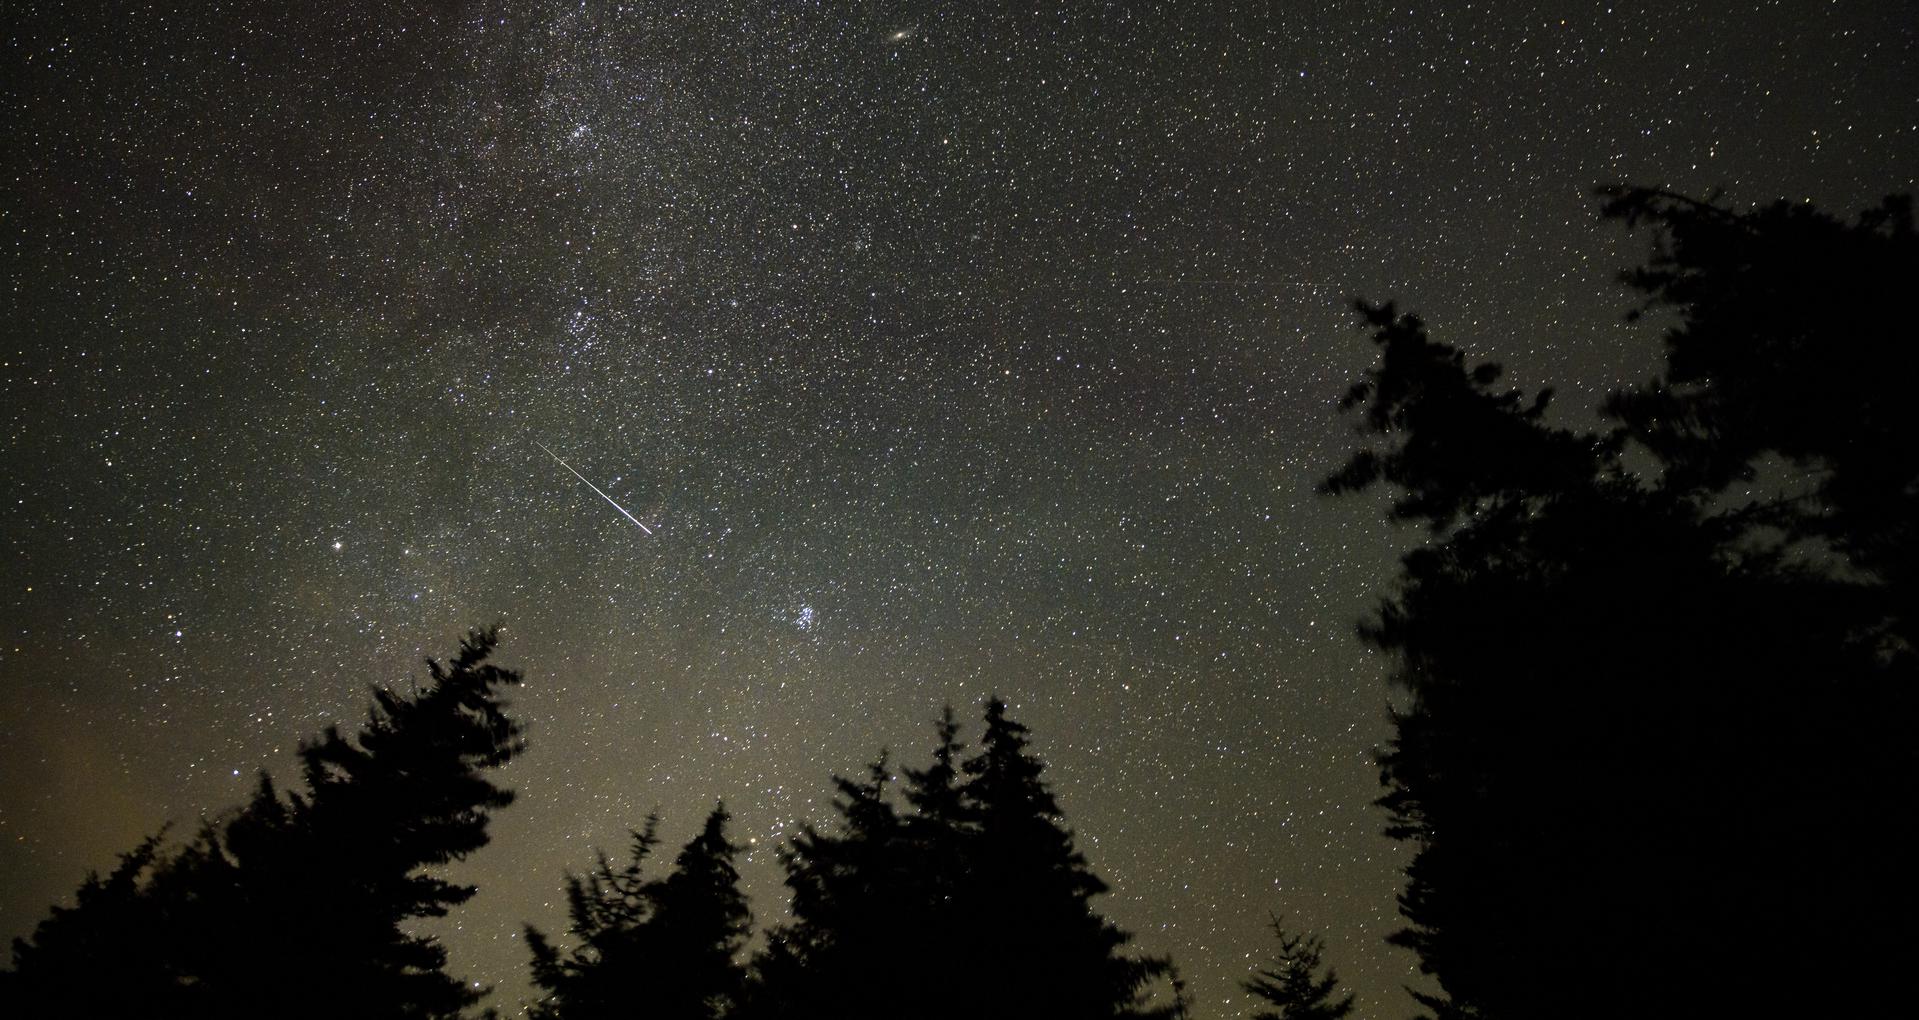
[5,3,1913,1014]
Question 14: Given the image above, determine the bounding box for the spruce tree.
[955,698,1176,1019]
[899,705,970,944]
[527,805,750,1020]
[644,805,752,1017]
[526,817,663,1019]
[1241,919,1354,1020]
[746,702,1180,1019]
[3,628,527,1019]
[745,755,915,1018]
[0,833,178,1015]
[1325,190,1915,1018]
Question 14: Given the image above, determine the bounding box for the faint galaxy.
[3,2,1913,1014]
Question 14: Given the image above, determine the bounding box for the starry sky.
[4,2,1913,1015]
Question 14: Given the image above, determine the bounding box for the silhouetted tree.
[898,704,972,950]
[742,754,916,1018]
[744,701,1180,1019]
[527,817,662,1019]
[527,804,750,1020]
[1241,918,1353,1020]
[646,806,752,1016]
[1326,191,1915,1018]
[955,698,1176,1019]
[0,832,178,1015]
[1599,187,1918,651]
[3,628,527,1019]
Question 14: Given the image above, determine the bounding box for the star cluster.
[4,2,1913,1014]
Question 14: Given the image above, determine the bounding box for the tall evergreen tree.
[3,628,528,1019]
[1325,191,1915,1018]
[1240,919,1353,1020]
[527,804,750,1020]
[743,754,916,1019]
[747,701,1179,1019]
[955,698,1176,1020]
[645,805,752,1017]
[898,705,971,947]
[902,706,968,829]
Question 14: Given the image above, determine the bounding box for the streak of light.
[535,441,655,536]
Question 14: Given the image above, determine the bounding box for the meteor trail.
[536,441,655,535]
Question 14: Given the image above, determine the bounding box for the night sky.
[4,2,1913,1014]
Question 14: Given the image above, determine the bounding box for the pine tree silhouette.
[955,698,1176,1019]
[1325,190,1916,1018]
[744,700,1179,1020]
[527,817,663,1019]
[527,804,750,1020]
[0,832,178,1015]
[744,754,914,1018]
[1240,918,1353,1020]
[1598,186,1918,650]
[3,628,527,1019]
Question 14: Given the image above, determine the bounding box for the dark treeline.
[0,646,1191,1019]
[5,185,1911,1018]
[523,701,1183,1019]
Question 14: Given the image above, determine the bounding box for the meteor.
[535,441,654,535]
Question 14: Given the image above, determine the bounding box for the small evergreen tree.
[527,804,750,1020]
[899,705,971,946]
[644,805,752,1017]
[526,817,663,1019]
[1241,918,1354,1020]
